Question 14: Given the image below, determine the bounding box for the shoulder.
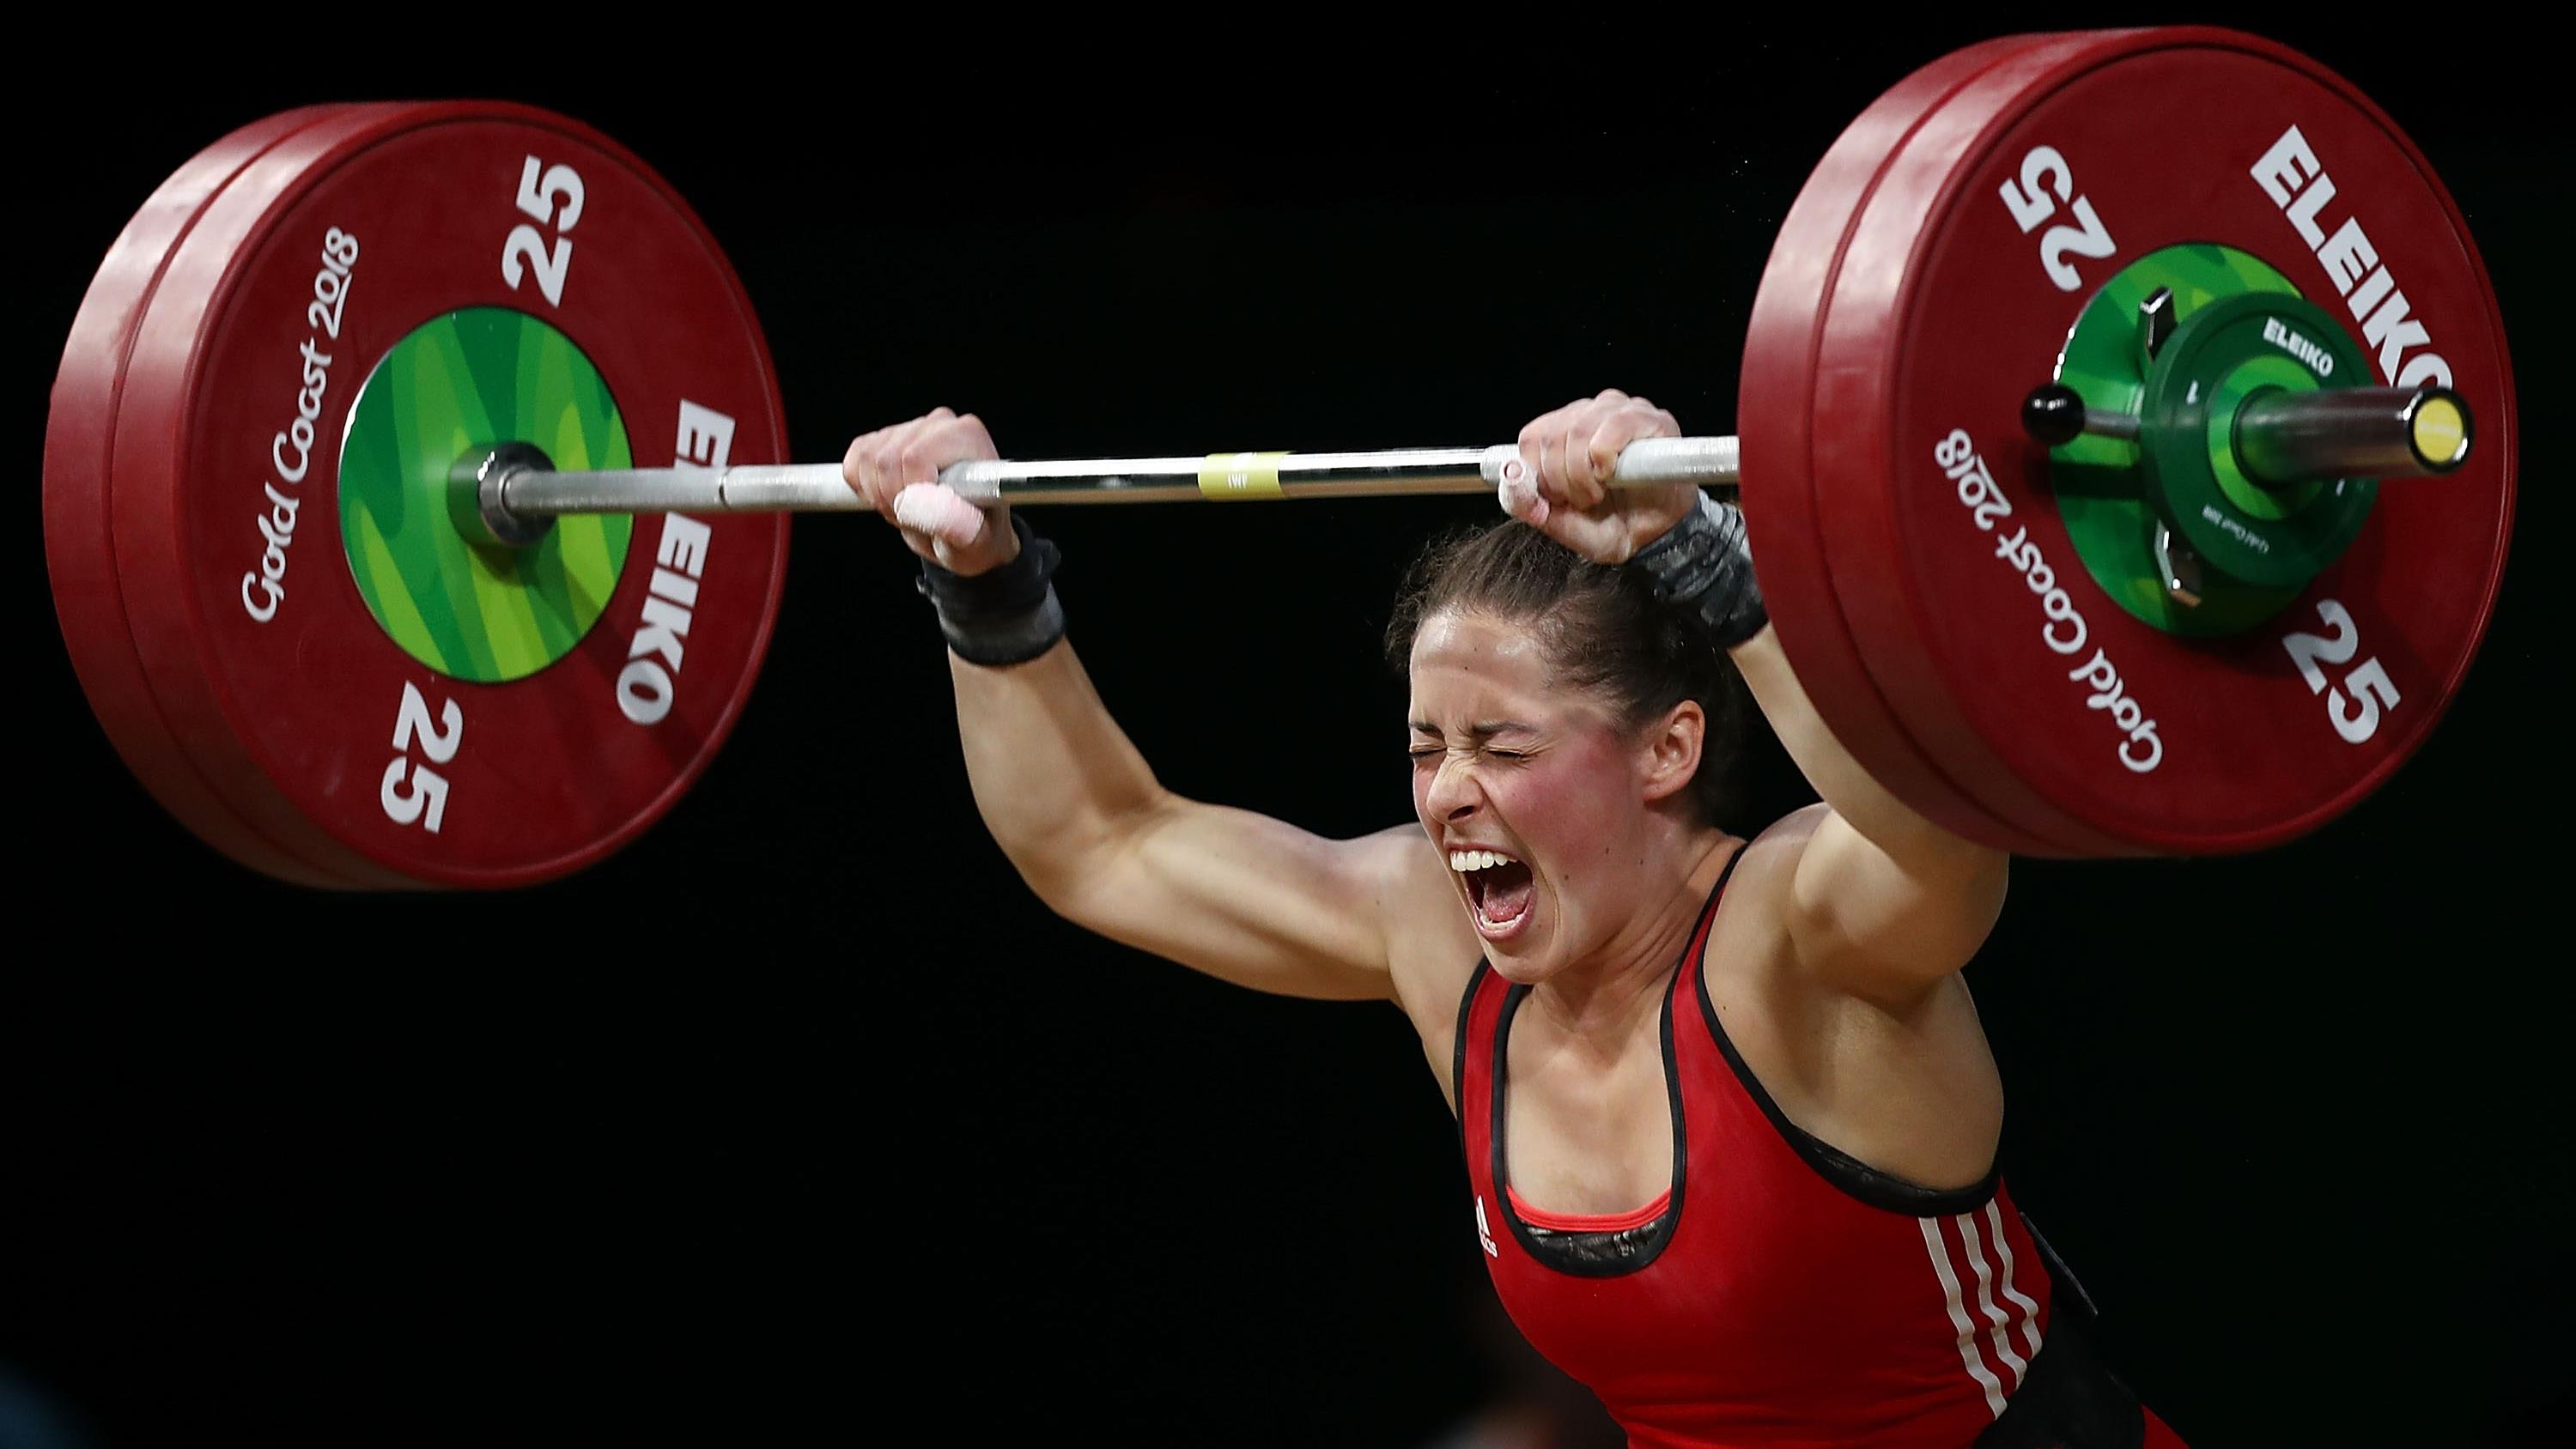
[1755,801,1836,850]
[1364,827,1484,1056]
[1711,803,1832,928]
[1741,800,2008,1010]
[1700,805,1838,999]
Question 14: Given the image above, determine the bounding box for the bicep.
[1044,800,1431,1001]
[1781,804,2010,1005]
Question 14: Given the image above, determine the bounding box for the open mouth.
[1449,849,1536,937]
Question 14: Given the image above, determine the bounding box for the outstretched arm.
[848,411,1425,1002]
[1728,627,2007,1003]
[952,639,1421,1000]
[1505,391,2007,1008]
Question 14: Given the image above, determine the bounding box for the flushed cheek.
[1492,761,1629,910]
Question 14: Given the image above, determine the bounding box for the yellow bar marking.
[2411,396,2468,468]
[1199,452,1289,500]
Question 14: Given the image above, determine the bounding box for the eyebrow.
[1409,719,1540,737]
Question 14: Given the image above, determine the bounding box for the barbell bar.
[42,27,2518,888]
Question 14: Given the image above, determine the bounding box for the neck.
[1528,828,1738,1045]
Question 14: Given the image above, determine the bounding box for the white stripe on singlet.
[1956,1210,2031,1390]
[1919,1215,2008,1417]
[1984,1199,2046,1365]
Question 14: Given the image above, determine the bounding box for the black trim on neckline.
[1480,853,1741,1280]
[1692,945,2000,1218]
[1449,960,1488,1138]
[1489,978,1686,1277]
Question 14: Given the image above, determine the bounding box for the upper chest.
[1496,991,1677,1204]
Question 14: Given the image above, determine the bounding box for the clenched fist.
[1499,390,1699,564]
[842,408,1017,576]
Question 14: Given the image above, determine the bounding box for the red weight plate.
[1797,35,2148,858]
[1739,30,2096,856]
[110,103,790,888]
[45,105,381,888]
[84,105,479,891]
[1814,27,2514,853]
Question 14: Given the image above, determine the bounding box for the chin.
[1483,939,1559,985]
[1468,894,1556,981]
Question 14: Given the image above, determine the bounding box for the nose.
[1421,754,1485,825]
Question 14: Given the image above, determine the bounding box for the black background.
[9,11,2567,1447]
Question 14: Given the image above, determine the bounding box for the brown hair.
[1384,519,1747,828]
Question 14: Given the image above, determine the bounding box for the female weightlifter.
[842,391,2190,1449]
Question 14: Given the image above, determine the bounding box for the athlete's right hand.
[842,408,1018,576]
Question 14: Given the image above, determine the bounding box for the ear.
[1634,700,1706,806]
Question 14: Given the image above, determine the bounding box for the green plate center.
[339,307,632,682]
[2050,244,2304,636]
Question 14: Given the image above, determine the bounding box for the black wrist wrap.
[914,515,1066,666]
[1626,492,1768,649]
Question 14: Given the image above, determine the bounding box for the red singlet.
[1455,855,2067,1449]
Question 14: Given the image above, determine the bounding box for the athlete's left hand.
[1500,390,1699,564]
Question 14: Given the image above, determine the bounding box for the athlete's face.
[1408,609,1661,984]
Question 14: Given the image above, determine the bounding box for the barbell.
[42,27,2516,888]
